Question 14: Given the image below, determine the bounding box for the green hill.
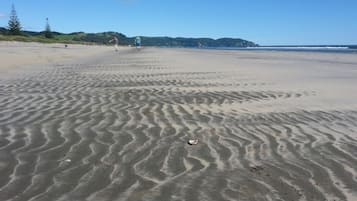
[0,27,258,47]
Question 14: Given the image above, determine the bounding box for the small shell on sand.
[188,139,198,145]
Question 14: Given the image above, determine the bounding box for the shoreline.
[162,46,357,54]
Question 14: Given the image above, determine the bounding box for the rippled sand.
[0,45,357,201]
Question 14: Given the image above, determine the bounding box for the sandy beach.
[0,42,357,201]
[0,42,111,79]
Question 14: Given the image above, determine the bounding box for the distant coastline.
[2,27,355,51]
[0,27,257,48]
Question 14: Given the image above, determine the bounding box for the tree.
[8,4,22,35]
[44,18,53,38]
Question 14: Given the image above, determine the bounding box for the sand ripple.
[0,49,357,201]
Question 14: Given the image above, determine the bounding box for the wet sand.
[0,44,357,201]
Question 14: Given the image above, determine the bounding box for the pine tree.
[8,4,22,35]
[44,18,53,38]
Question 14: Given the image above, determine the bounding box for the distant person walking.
[109,36,119,52]
[135,36,141,50]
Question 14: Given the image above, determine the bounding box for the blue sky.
[0,0,356,45]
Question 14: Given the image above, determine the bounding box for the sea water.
[202,46,357,54]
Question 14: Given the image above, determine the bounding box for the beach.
[0,42,357,201]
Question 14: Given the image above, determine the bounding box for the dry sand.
[0,41,112,78]
[0,42,357,201]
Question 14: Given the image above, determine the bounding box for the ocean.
[201,46,357,54]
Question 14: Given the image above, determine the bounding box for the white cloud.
[0,13,6,19]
